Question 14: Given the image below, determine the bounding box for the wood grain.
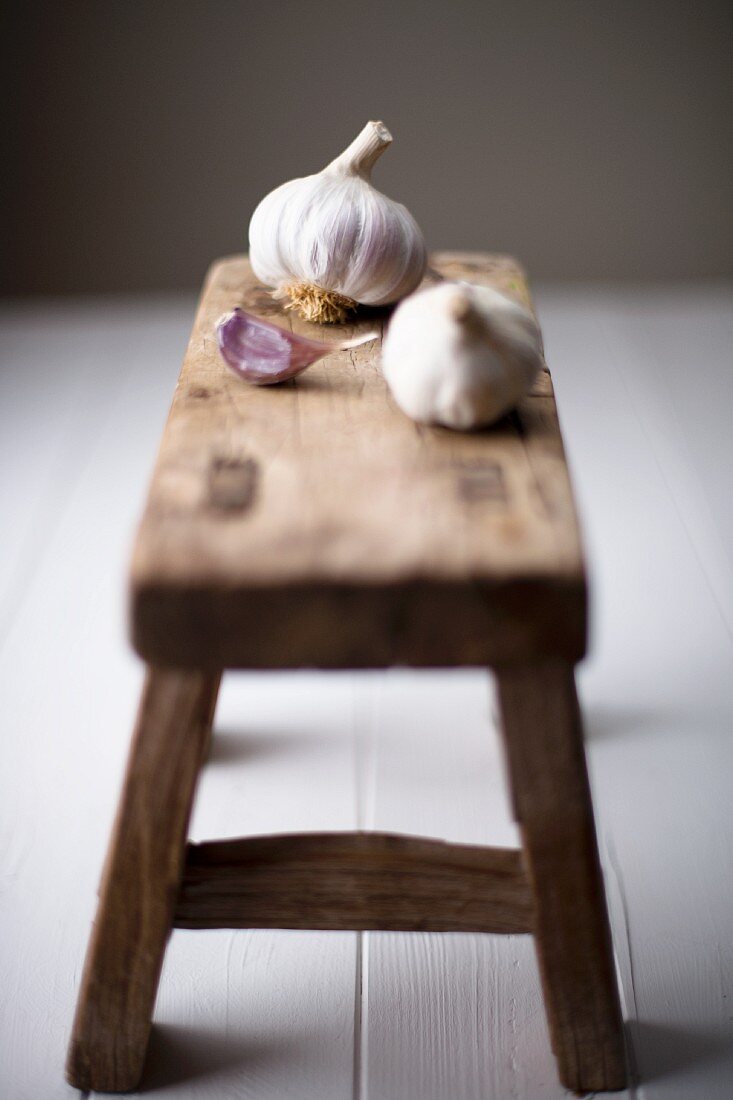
[496,661,627,1092]
[174,832,533,934]
[130,252,586,669]
[66,668,221,1093]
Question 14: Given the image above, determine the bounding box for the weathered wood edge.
[132,575,587,669]
[173,831,534,934]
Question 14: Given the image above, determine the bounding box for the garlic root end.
[276,282,359,325]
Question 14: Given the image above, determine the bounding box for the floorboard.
[538,285,733,1098]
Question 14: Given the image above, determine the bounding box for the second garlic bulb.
[382,282,544,430]
[249,121,427,324]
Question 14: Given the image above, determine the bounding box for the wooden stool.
[66,253,627,1094]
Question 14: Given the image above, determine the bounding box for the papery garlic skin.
[382,283,544,430]
[248,121,427,322]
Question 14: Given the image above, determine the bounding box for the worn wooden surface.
[497,662,627,1091]
[174,832,533,933]
[3,288,733,1100]
[131,252,586,669]
[66,668,221,1093]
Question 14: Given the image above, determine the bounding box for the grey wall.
[3,1,731,294]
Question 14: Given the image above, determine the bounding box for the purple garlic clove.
[216,307,377,385]
[216,307,327,383]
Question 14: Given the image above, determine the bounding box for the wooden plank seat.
[130,253,585,670]
[67,254,627,1095]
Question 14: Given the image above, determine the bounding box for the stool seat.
[130,253,586,669]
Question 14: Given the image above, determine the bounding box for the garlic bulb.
[248,121,427,324]
[382,282,544,430]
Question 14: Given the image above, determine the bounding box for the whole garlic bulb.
[382,282,544,430]
[249,120,427,324]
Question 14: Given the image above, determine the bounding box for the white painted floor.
[1,283,732,1099]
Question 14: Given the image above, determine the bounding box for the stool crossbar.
[66,253,627,1094]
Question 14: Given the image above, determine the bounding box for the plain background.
[3,0,732,295]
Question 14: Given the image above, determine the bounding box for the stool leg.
[66,667,221,1092]
[495,661,627,1092]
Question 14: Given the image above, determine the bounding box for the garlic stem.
[451,289,524,363]
[449,292,504,349]
[324,120,393,178]
[448,292,482,329]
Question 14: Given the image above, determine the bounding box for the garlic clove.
[216,307,377,385]
[381,282,544,430]
[248,121,427,324]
